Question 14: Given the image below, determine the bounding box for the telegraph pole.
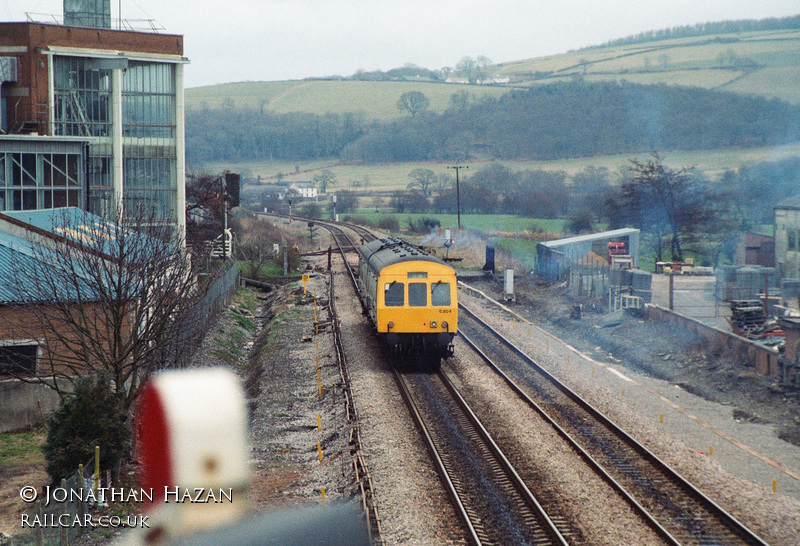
[447,165,468,230]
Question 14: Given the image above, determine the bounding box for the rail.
[458,302,769,546]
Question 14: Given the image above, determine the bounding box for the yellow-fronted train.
[357,237,457,371]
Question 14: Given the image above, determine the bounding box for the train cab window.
[431,282,451,306]
[384,282,404,306]
[408,272,427,279]
[409,283,427,307]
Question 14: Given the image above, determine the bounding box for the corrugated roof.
[0,230,98,304]
[3,207,175,260]
[539,228,640,249]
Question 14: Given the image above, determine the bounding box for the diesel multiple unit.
[357,237,457,369]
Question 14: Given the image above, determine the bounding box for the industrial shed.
[536,228,640,282]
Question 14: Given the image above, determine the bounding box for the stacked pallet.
[729,300,766,338]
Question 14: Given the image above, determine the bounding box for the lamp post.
[447,165,468,230]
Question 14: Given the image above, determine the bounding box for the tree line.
[341,81,800,162]
[187,80,800,164]
[594,14,800,49]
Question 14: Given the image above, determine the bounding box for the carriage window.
[409,283,427,307]
[408,272,427,279]
[431,282,451,306]
[384,282,404,306]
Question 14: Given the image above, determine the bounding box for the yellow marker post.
[567,354,570,364]
[621,389,625,397]
[302,274,309,294]
[318,368,322,396]
[317,414,321,431]
[659,413,664,423]
[591,366,595,378]
[321,487,326,503]
[773,480,777,493]
[709,446,713,456]
[512,318,516,328]
[94,446,100,491]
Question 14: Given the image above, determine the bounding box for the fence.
[10,465,91,545]
[167,258,240,369]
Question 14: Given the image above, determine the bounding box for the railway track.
[457,302,770,546]
[394,368,575,545]
[308,217,563,543]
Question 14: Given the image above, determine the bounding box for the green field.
[187,80,508,120]
[496,29,800,104]
[342,212,564,234]
[188,27,800,123]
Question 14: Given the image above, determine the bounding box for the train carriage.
[357,237,457,369]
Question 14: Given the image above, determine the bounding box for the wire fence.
[10,464,92,545]
[163,258,240,369]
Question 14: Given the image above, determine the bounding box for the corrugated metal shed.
[0,230,97,304]
[3,207,174,260]
[0,209,119,304]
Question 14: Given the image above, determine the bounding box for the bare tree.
[312,169,338,193]
[621,154,728,262]
[8,205,205,412]
[407,168,437,196]
[396,91,430,117]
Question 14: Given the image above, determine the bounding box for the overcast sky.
[4,1,800,88]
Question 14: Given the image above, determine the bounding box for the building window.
[53,57,111,137]
[0,152,83,212]
[0,342,38,376]
[789,230,797,252]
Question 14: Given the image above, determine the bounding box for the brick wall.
[647,304,781,378]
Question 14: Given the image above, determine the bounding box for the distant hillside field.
[186,80,508,120]
[496,29,800,104]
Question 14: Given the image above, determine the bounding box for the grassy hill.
[187,26,800,121]
[186,80,508,120]
[495,28,800,104]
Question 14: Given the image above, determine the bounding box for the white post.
[111,67,124,217]
[175,63,187,241]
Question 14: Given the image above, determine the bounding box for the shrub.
[43,376,130,482]
[377,217,400,232]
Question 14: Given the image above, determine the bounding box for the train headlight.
[430,321,437,328]
[387,321,394,329]
[442,321,448,329]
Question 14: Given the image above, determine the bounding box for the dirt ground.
[464,273,800,448]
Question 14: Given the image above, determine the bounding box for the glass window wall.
[0,152,84,212]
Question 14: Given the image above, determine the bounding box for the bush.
[43,376,130,482]
[377,217,400,232]
[408,217,441,233]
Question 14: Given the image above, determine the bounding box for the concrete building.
[775,195,800,280]
[0,0,187,233]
